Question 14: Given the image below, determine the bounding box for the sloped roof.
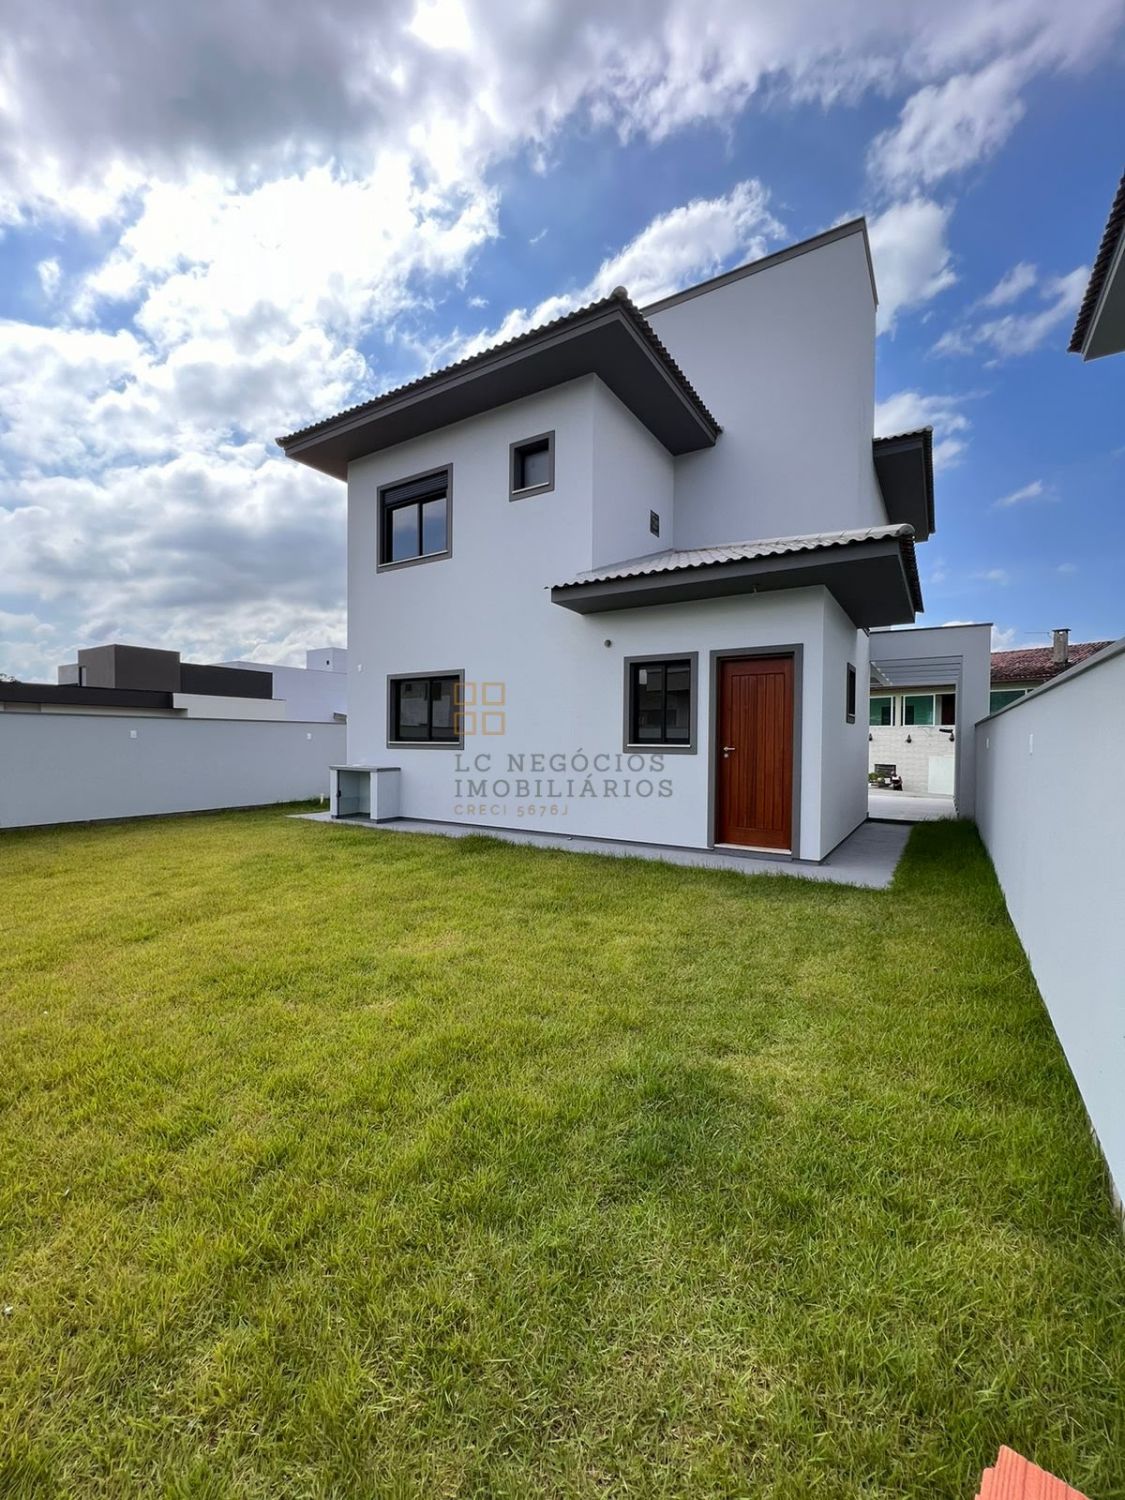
[1069,171,1125,354]
[991,640,1114,684]
[873,428,935,540]
[276,290,720,476]
[551,524,922,627]
[555,524,916,589]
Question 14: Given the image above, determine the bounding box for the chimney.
[1051,628,1069,666]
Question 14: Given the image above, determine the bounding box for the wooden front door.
[715,655,794,851]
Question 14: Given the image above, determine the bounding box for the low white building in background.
[220,649,347,723]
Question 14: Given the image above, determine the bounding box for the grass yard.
[0,810,1123,1498]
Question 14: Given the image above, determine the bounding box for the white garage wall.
[0,715,345,829]
[975,640,1125,1205]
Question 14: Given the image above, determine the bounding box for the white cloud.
[934,264,1087,360]
[867,198,956,333]
[456,180,784,354]
[991,625,1018,650]
[979,261,1038,307]
[36,258,61,297]
[1057,562,1078,575]
[868,57,1027,192]
[975,567,1010,585]
[1,0,1123,675]
[994,478,1050,508]
[2,0,1121,227]
[874,388,974,467]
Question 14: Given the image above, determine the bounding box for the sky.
[0,0,1123,680]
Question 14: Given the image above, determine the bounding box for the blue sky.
[0,0,1123,678]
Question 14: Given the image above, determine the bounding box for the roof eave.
[551,536,921,629]
[1069,171,1125,358]
[873,429,935,541]
[277,300,720,478]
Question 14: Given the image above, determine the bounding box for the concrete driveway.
[869,790,955,823]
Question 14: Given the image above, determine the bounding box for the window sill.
[509,483,553,501]
[623,742,697,756]
[376,550,452,573]
[386,738,463,751]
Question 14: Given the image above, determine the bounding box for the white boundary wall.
[975,639,1125,1203]
[0,714,345,829]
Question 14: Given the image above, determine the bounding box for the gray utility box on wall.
[330,765,400,820]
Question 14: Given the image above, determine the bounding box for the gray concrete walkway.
[295,812,911,890]
[869,790,955,823]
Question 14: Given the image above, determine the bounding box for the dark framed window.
[510,432,554,498]
[378,467,451,568]
[846,663,857,722]
[649,510,660,537]
[903,693,935,726]
[624,655,697,752]
[869,695,893,726]
[989,687,1027,713]
[388,672,463,747]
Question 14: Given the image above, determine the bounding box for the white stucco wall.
[349,585,836,860]
[869,723,956,795]
[341,238,893,862]
[346,368,843,857]
[819,598,869,855]
[0,715,345,829]
[975,641,1125,1204]
[647,227,889,549]
[172,693,288,720]
[221,661,347,721]
[590,383,675,567]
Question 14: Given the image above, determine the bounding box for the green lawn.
[0,811,1122,1499]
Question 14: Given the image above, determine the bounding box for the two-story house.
[279,219,934,863]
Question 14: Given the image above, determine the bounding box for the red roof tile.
[991,641,1114,685]
[975,1445,1088,1500]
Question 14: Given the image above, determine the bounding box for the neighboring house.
[868,623,991,809]
[990,629,1114,712]
[279,220,935,862]
[2,641,346,722]
[219,648,347,722]
[1069,170,1125,360]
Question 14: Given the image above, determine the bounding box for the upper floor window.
[379,467,451,568]
[845,663,857,723]
[625,655,696,751]
[510,432,554,498]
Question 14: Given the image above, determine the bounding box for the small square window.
[846,663,856,723]
[650,510,660,537]
[625,656,696,751]
[510,432,554,497]
[388,673,464,746]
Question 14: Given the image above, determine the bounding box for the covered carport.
[868,623,992,820]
